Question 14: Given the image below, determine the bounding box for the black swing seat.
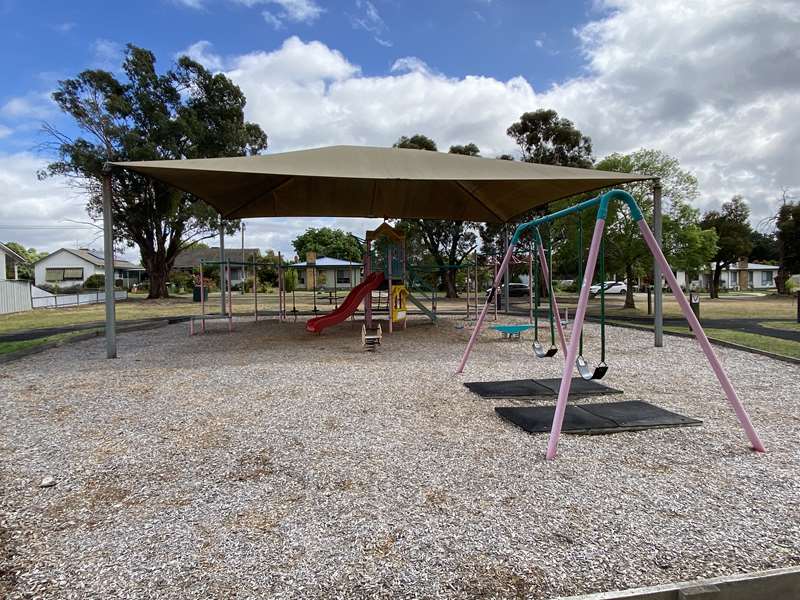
[576,355,608,380]
[533,340,558,358]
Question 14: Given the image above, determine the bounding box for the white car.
[589,280,627,294]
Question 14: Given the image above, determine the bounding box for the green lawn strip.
[0,329,102,356]
[759,321,800,332]
[604,320,800,360]
[698,328,800,359]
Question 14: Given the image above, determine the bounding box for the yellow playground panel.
[390,284,408,331]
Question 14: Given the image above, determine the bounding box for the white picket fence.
[32,289,128,309]
[0,280,33,314]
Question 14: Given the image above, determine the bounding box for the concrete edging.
[557,565,800,599]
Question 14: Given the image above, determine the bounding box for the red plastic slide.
[306,272,385,333]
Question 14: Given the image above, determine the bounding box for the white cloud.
[0,125,12,139]
[5,0,799,258]
[235,0,323,25]
[227,37,533,157]
[52,22,76,33]
[350,0,391,47]
[176,40,225,71]
[173,0,206,9]
[535,0,800,222]
[262,11,284,29]
[91,38,124,70]
[0,153,112,256]
[0,94,54,120]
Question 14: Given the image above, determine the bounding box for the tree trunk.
[624,265,636,309]
[711,264,723,299]
[445,269,458,298]
[146,259,170,299]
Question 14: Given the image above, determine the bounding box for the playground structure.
[458,189,766,460]
[189,255,287,334]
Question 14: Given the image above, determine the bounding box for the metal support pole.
[219,221,226,315]
[653,180,664,347]
[502,225,510,314]
[101,165,116,359]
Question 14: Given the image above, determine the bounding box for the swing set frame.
[457,189,766,460]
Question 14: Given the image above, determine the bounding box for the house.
[172,247,260,286]
[33,248,146,289]
[676,259,779,291]
[289,253,363,290]
[0,242,27,280]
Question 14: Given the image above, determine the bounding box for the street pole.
[101,163,116,359]
[219,221,226,314]
[653,180,664,347]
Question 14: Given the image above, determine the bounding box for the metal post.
[528,249,533,324]
[219,221,226,315]
[653,180,663,347]
[797,291,799,324]
[241,222,246,295]
[101,164,116,359]
[502,225,510,314]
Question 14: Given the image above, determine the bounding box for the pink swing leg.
[537,244,568,356]
[546,219,606,459]
[457,243,516,373]
[638,220,765,452]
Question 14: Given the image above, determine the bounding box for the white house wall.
[34,251,100,288]
[0,251,6,280]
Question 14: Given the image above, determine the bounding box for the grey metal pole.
[502,225,510,313]
[219,221,225,314]
[101,164,117,359]
[653,180,664,347]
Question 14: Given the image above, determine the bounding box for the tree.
[775,200,800,293]
[662,201,718,288]
[507,109,593,168]
[595,149,700,308]
[42,45,268,298]
[394,137,478,297]
[292,227,362,262]
[700,196,753,298]
[749,231,779,264]
[448,143,480,156]
[393,134,437,151]
[2,242,46,279]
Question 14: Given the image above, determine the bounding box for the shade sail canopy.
[113,145,654,223]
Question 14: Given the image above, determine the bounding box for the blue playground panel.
[491,324,534,339]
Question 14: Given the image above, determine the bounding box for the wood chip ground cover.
[0,316,798,598]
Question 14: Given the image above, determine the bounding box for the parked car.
[485,282,529,297]
[589,280,627,294]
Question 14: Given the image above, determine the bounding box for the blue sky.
[1,0,798,258]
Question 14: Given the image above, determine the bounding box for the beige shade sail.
[113,145,654,223]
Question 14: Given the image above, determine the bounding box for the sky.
[0,0,798,261]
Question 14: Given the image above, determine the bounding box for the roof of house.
[34,248,144,270]
[173,247,261,268]
[290,256,362,267]
[0,242,27,263]
[710,262,779,271]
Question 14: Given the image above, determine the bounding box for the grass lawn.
[760,320,800,332]
[0,329,101,356]
[660,325,800,359]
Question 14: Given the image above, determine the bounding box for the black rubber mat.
[464,377,622,399]
[495,400,702,434]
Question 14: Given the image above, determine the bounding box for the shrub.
[169,271,194,292]
[786,278,798,294]
[84,274,105,289]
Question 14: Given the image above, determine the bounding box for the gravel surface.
[1,316,798,599]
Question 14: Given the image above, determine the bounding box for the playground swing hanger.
[532,227,559,359]
[575,216,608,381]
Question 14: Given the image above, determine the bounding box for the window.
[45,267,84,282]
[761,271,774,285]
[297,271,305,285]
[336,269,350,284]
